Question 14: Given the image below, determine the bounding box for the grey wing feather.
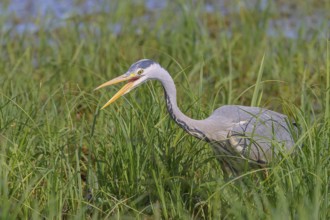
[210,105,295,163]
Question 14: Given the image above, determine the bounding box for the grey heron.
[95,59,296,175]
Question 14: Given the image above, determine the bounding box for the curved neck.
[153,68,207,140]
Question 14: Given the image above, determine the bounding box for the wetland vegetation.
[0,0,329,219]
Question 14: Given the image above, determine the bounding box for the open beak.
[95,74,140,109]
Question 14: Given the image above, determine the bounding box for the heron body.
[96,59,296,175]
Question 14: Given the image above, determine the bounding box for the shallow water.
[0,0,328,39]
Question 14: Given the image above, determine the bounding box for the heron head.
[95,59,160,109]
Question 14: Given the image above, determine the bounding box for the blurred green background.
[0,0,329,219]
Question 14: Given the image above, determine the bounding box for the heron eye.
[137,69,144,75]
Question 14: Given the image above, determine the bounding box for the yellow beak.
[95,74,139,109]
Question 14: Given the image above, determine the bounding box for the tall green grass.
[0,1,329,219]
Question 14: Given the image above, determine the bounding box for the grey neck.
[153,69,208,140]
